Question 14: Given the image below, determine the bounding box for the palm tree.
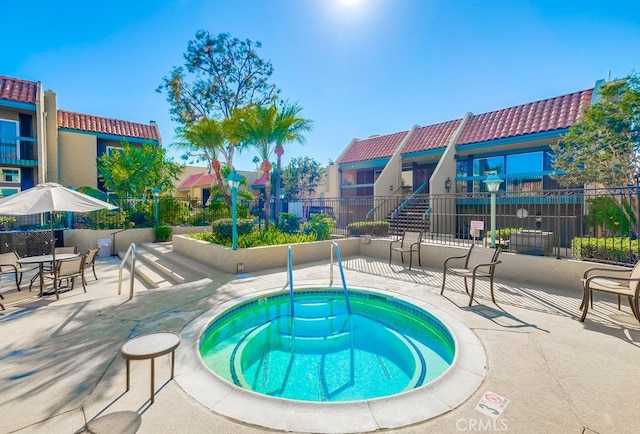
[173,118,233,205]
[273,103,313,221]
[234,102,312,228]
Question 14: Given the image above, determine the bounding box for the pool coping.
[174,283,487,433]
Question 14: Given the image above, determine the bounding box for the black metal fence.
[1,187,638,264]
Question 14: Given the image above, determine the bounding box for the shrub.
[238,227,316,248]
[154,225,172,242]
[347,221,389,236]
[187,227,316,247]
[211,218,255,241]
[303,213,335,241]
[278,212,300,234]
[572,237,640,264]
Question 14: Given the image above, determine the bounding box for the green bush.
[238,227,316,248]
[347,221,389,236]
[154,225,172,242]
[572,237,640,263]
[211,218,255,241]
[303,213,336,241]
[186,227,316,248]
[278,212,300,234]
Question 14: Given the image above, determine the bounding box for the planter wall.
[173,235,361,274]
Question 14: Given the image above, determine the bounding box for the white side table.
[120,331,181,403]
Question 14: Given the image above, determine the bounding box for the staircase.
[388,201,430,235]
[118,242,209,289]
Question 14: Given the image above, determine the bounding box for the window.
[506,151,543,174]
[0,187,19,198]
[106,146,123,156]
[0,119,19,159]
[0,168,19,183]
[473,156,504,176]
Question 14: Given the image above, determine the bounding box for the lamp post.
[226,169,241,250]
[484,172,503,248]
[152,187,160,228]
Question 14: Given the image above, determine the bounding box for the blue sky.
[3,0,639,172]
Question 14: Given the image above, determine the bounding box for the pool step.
[279,313,351,338]
[294,299,348,318]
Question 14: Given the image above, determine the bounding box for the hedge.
[347,221,390,236]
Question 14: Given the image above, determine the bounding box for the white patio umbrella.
[0,182,118,258]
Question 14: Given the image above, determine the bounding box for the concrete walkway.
[0,254,639,433]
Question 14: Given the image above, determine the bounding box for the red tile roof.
[337,131,409,164]
[57,110,160,141]
[177,172,215,190]
[458,88,593,145]
[402,119,463,155]
[0,75,38,104]
[252,173,268,188]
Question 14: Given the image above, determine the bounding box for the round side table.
[120,331,181,404]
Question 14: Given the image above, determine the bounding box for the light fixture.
[483,172,503,248]
[484,172,502,193]
[390,185,393,192]
[152,187,160,228]
[444,177,451,193]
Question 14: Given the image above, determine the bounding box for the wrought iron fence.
[1,187,638,265]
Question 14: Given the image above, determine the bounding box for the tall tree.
[97,140,183,198]
[551,73,640,187]
[551,72,640,233]
[157,30,279,123]
[272,102,313,220]
[232,102,312,228]
[281,156,326,200]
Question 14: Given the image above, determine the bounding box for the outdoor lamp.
[444,177,451,193]
[484,173,503,248]
[152,187,160,228]
[226,169,242,250]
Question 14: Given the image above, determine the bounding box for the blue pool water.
[199,289,455,402]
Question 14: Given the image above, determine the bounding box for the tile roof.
[177,172,216,190]
[457,88,594,145]
[0,75,38,104]
[402,119,463,155]
[57,110,160,141]
[252,173,268,188]
[337,131,409,164]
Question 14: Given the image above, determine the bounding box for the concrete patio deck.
[0,252,638,433]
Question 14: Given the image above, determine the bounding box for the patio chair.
[0,251,37,291]
[579,261,640,323]
[440,244,502,306]
[83,249,99,285]
[389,230,423,270]
[29,246,79,289]
[43,255,87,298]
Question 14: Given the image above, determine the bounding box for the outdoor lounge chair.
[389,230,423,270]
[0,251,37,291]
[580,261,640,323]
[440,244,502,306]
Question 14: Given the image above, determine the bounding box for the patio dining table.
[18,253,79,299]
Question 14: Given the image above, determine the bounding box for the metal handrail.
[117,243,136,300]
[330,241,352,314]
[287,245,294,318]
[365,185,404,219]
[390,182,428,219]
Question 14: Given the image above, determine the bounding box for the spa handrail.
[118,242,136,300]
[330,241,352,314]
[287,245,294,318]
